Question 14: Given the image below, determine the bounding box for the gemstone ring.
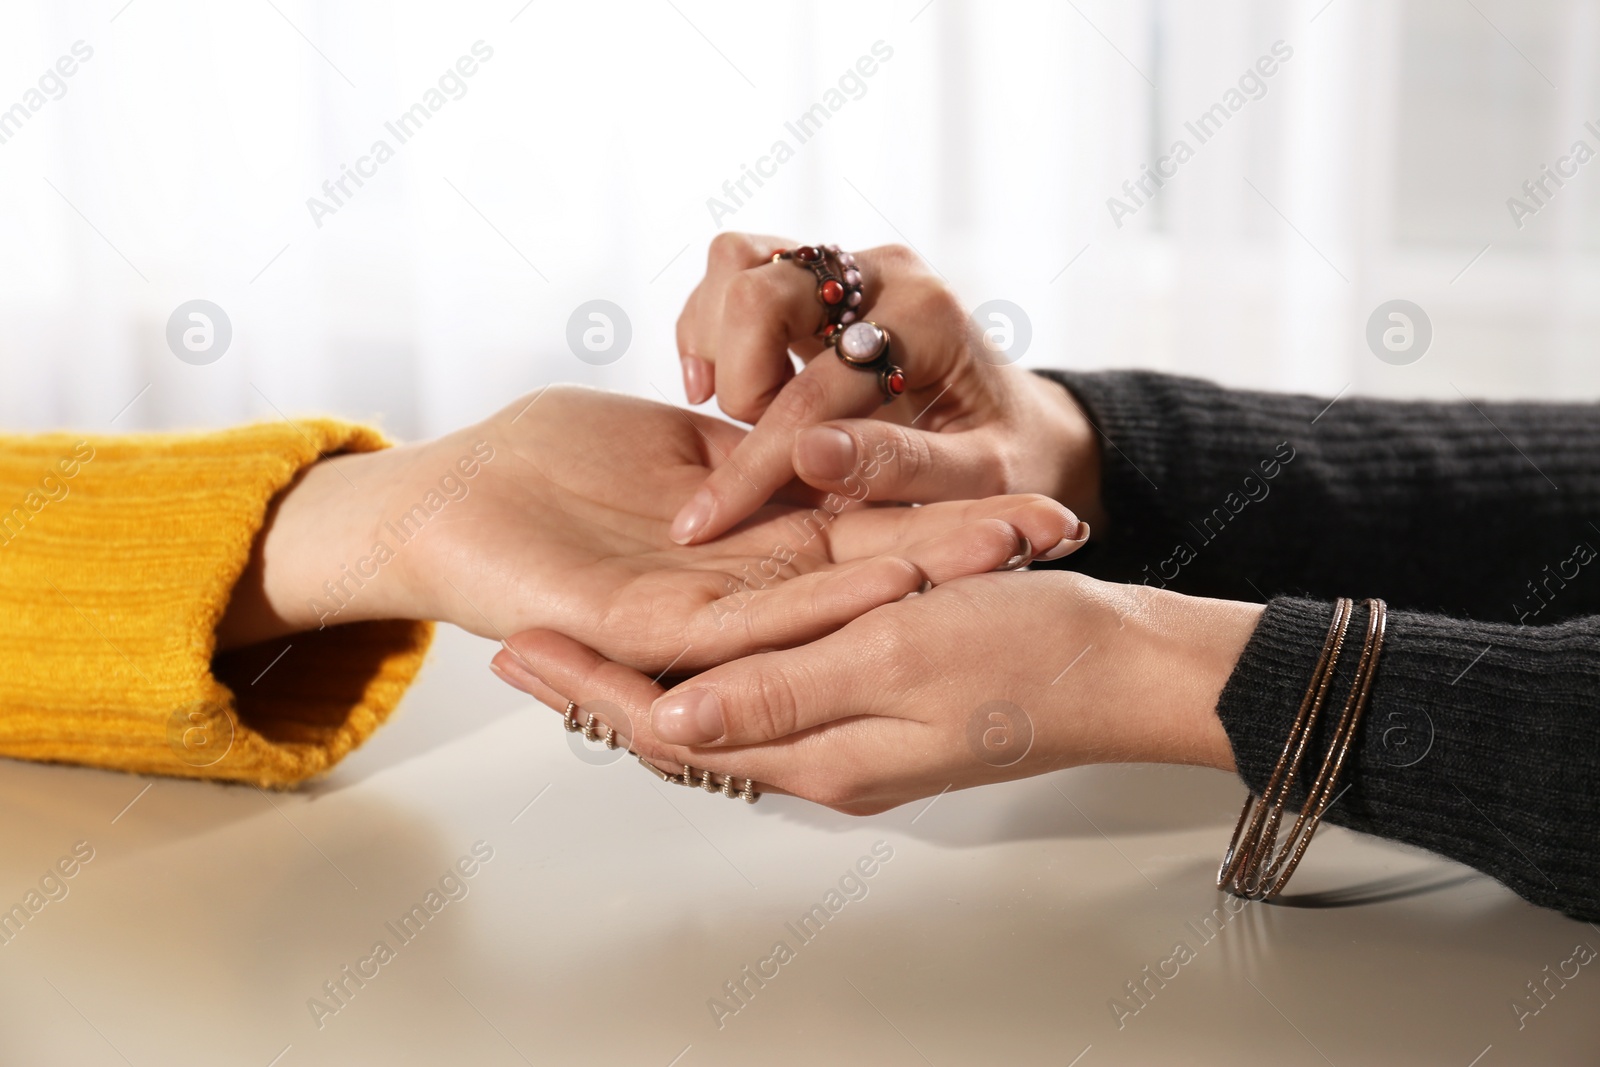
[830,320,906,405]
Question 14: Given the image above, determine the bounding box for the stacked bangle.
[1217,597,1388,901]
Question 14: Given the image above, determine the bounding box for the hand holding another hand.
[496,572,1262,814]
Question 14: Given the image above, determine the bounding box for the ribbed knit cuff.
[1214,596,1346,809]
[0,421,433,787]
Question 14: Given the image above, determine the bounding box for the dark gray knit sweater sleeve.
[1036,370,1600,921]
[1037,369,1600,621]
[1217,598,1600,921]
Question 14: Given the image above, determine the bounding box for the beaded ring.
[772,244,864,339]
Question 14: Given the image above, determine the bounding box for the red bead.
[820,279,844,304]
[795,245,822,263]
[886,369,906,395]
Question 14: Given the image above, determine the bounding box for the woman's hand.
[218,387,1086,671]
[670,233,1105,545]
[492,571,1264,814]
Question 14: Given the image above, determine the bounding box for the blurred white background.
[2,0,1597,441]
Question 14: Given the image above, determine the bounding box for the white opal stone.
[838,321,882,361]
[841,252,856,267]
[847,290,862,307]
[844,269,861,285]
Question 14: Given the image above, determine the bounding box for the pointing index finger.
[670,355,884,544]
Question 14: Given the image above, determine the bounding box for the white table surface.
[2,625,1595,1067]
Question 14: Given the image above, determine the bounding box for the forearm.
[1217,597,1600,921]
[1041,370,1600,621]
[217,447,402,649]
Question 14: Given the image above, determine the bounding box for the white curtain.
[2,0,1596,440]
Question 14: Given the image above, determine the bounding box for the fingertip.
[997,495,1080,547]
[497,630,595,694]
[492,642,543,690]
[672,470,773,546]
[1037,520,1092,561]
[794,425,859,484]
[650,688,725,745]
[488,648,572,713]
[489,658,536,694]
[683,355,713,405]
[670,488,716,545]
[928,516,1033,579]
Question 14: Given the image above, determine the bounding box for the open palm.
[387,385,1082,673]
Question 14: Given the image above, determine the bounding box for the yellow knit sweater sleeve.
[0,421,433,787]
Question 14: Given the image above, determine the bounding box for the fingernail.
[1036,520,1092,561]
[651,689,725,745]
[795,427,857,482]
[490,657,541,694]
[683,356,712,405]
[670,489,715,545]
[997,535,1034,572]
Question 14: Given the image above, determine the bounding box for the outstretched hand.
[220,386,1087,674]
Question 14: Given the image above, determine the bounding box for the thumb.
[650,637,866,747]
[794,420,1006,504]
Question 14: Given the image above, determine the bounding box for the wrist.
[1139,589,1262,773]
[1026,372,1105,530]
[1039,575,1259,773]
[217,447,400,649]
